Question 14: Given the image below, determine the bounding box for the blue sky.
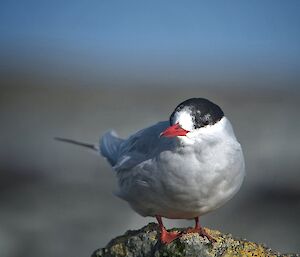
[1,0,300,87]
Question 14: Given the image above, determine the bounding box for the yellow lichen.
[204,227,222,237]
[149,234,157,241]
[110,243,126,257]
[224,241,277,257]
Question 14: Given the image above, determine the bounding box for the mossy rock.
[91,223,298,257]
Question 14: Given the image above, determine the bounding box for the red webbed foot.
[161,229,182,244]
[156,215,182,244]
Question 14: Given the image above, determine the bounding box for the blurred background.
[0,1,300,256]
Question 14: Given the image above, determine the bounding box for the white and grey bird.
[56,98,245,244]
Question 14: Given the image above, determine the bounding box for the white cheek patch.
[173,108,194,131]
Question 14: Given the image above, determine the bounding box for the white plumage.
[100,117,245,219]
[57,98,245,243]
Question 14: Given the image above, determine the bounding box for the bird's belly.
[117,147,245,219]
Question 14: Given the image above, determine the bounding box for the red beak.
[160,123,189,138]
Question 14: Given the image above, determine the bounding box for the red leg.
[155,215,182,244]
[195,216,200,229]
[185,217,216,242]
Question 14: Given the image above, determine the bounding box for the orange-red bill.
[160,123,189,137]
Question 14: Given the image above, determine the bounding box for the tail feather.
[54,137,99,152]
[100,131,123,166]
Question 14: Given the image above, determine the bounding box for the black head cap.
[170,98,224,129]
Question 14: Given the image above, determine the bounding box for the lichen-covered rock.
[91,223,298,257]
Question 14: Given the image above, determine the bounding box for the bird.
[56,98,245,244]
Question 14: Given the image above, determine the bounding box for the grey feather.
[54,137,99,152]
[100,131,124,166]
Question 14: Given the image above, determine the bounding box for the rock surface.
[91,223,298,257]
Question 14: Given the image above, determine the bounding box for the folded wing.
[108,121,173,172]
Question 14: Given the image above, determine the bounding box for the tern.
[56,98,245,244]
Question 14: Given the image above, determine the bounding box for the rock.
[91,223,298,257]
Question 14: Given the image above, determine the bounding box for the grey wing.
[100,130,124,166]
[113,121,173,172]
